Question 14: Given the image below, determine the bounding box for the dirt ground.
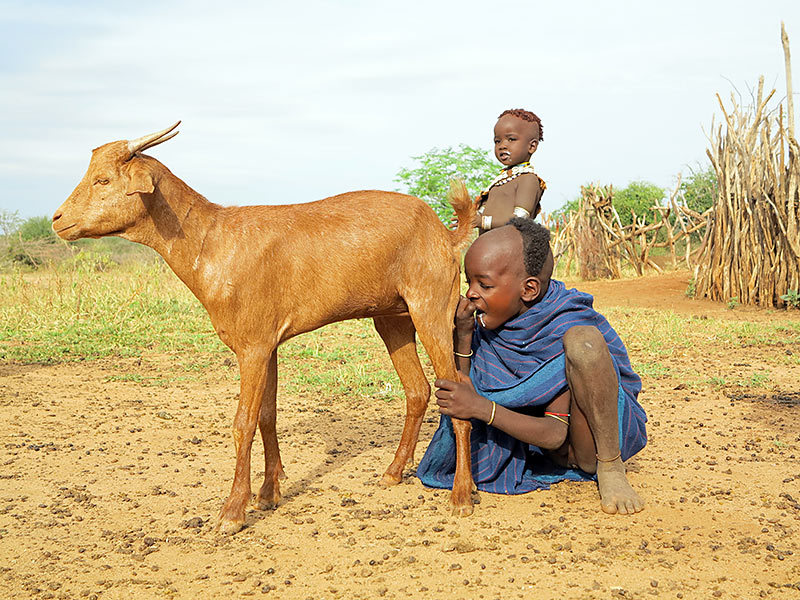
[1,270,798,600]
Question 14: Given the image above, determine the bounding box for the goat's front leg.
[450,417,474,516]
[411,297,475,517]
[255,348,283,510]
[217,346,273,535]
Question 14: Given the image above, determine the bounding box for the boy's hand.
[434,373,491,421]
[454,296,477,340]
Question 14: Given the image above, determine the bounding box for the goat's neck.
[125,174,219,301]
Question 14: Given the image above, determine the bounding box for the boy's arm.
[433,378,568,450]
[439,300,567,449]
[453,297,476,373]
[482,395,568,450]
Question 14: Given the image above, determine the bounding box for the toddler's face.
[493,115,539,167]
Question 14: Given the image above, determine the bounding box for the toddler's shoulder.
[515,172,542,188]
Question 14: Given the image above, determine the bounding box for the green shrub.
[681,165,717,213]
[70,249,115,273]
[613,181,665,227]
[780,289,800,309]
[550,195,581,220]
[18,215,57,242]
[395,145,497,223]
[685,277,697,298]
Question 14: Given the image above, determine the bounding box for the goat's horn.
[138,130,180,153]
[127,121,181,157]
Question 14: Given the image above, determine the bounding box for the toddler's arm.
[509,173,542,220]
[479,173,542,231]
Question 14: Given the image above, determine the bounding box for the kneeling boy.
[416,219,647,514]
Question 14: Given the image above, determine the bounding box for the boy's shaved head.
[470,220,552,280]
[507,218,552,278]
[498,108,544,142]
[468,226,527,278]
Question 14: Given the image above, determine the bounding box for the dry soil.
[1,271,798,599]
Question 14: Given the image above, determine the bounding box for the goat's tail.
[447,179,476,251]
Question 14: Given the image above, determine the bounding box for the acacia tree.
[395,145,498,223]
[18,216,57,242]
[0,209,21,237]
[550,181,666,226]
[680,165,717,213]
[613,181,665,226]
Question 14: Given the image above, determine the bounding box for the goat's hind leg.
[373,316,431,486]
[254,349,284,510]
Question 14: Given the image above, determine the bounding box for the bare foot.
[596,459,644,514]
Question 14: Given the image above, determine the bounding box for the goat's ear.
[125,161,155,196]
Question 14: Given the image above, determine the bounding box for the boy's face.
[464,228,543,330]
[493,115,539,167]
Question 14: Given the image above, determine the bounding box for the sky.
[1,0,799,220]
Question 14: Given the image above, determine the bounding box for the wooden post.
[782,22,795,140]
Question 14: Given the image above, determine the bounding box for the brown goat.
[52,122,477,534]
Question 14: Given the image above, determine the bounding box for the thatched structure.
[694,27,800,307]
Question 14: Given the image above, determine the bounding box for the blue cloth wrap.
[416,280,647,495]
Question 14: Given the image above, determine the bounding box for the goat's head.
[52,122,181,241]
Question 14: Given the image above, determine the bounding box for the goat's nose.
[52,211,61,222]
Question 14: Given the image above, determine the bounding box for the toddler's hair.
[498,109,544,141]
[508,218,551,277]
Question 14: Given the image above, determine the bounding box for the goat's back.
[220,190,454,262]
[230,190,444,233]
[205,191,461,338]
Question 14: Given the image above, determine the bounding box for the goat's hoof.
[380,472,402,487]
[253,495,280,511]
[450,502,474,517]
[254,480,282,510]
[449,488,475,517]
[217,517,245,535]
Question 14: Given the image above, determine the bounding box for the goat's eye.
[95,178,110,185]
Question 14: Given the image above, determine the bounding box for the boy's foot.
[596,459,644,514]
